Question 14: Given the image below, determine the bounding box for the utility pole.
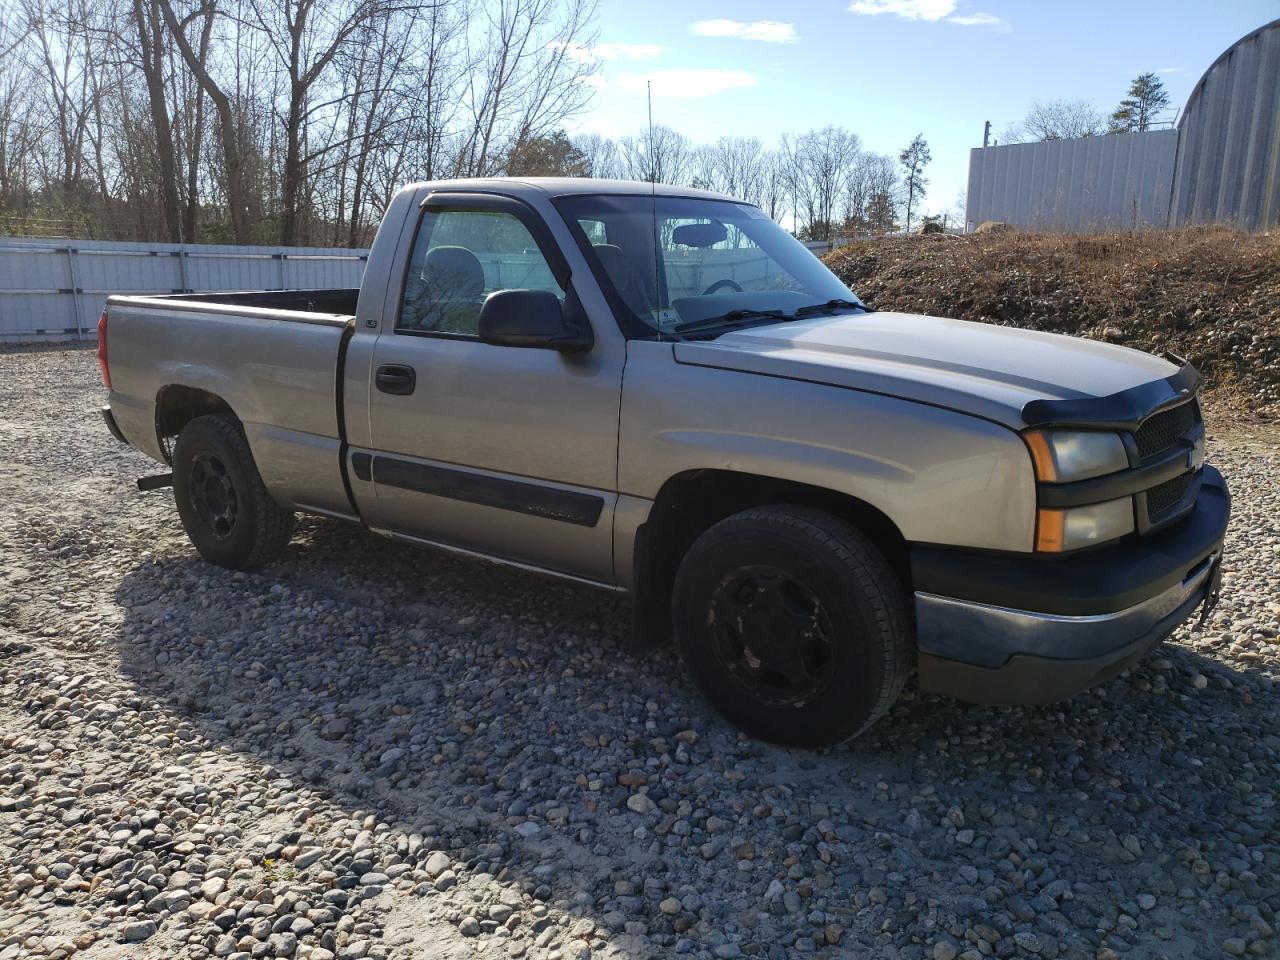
[983,120,991,148]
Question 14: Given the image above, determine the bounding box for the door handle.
[375,364,416,395]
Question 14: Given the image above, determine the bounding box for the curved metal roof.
[1171,18,1280,229]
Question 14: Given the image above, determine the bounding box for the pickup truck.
[99,178,1230,748]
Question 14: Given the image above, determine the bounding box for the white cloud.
[552,41,665,64]
[615,69,758,99]
[1157,66,1185,74]
[847,0,956,20]
[945,11,1009,29]
[594,42,665,60]
[690,19,798,43]
[848,0,1009,30]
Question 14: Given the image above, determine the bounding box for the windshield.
[554,194,865,337]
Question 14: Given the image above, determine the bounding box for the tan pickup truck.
[99,178,1230,747]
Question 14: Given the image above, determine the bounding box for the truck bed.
[162,288,360,316]
[104,288,358,521]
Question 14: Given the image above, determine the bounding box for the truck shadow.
[108,515,1278,957]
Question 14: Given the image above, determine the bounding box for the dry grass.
[824,227,1280,420]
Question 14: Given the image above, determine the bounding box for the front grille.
[1133,401,1199,460]
[1146,472,1193,520]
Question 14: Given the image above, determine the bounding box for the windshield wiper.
[794,298,871,318]
[672,309,795,335]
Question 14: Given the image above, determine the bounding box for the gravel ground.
[1,345,1277,960]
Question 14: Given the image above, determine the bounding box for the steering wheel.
[702,278,743,296]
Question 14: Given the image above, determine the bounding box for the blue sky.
[567,0,1278,217]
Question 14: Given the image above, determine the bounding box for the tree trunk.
[157,0,252,243]
[279,91,303,245]
[134,0,181,242]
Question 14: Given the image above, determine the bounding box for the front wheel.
[673,506,912,748]
[172,414,294,570]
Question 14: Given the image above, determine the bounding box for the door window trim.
[393,191,574,341]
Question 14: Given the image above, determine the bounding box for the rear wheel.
[673,505,911,748]
[172,414,294,570]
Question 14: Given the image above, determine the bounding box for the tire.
[171,414,294,570]
[673,505,912,748]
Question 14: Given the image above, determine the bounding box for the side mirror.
[478,289,593,353]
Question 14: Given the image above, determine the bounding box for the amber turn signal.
[1023,431,1058,482]
[1035,508,1066,552]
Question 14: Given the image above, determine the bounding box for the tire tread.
[674,504,912,746]
[174,414,294,569]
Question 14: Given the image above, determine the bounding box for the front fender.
[619,343,1038,553]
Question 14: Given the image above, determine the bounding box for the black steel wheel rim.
[188,451,238,540]
[707,564,836,706]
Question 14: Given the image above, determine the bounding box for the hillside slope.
[824,228,1280,418]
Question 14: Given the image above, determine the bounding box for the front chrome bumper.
[915,553,1218,705]
[912,465,1229,706]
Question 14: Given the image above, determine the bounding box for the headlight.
[1024,430,1134,551]
[1035,498,1135,552]
[1023,430,1129,482]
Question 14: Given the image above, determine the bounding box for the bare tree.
[619,124,692,184]
[757,149,787,222]
[128,0,182,240]
[458,0,599,177]
[1004,98,1105,143]
[702,136,764,202]
[784,126,861,240]
[157,0,255,242]
[572,133,622,179]
[241,0,391,244]
[0,8,37,221]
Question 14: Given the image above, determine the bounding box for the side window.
[398,209,564,336]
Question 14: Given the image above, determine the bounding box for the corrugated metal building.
[1171,19,1280,230]
[967,18,1280,233]
[966,130,1178,231]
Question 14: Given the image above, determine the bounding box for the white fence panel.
[0,236,368,342]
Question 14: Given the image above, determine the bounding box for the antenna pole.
[647,81,661,339]
[647,82,656,181]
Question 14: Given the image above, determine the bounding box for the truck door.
[361,192,623,584]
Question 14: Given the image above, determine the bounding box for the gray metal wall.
[1171,19,1280,230]
[966,131,1178,232]
[967,18,1280,234]
[0,236,367,341]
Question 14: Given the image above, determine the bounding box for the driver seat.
[403,245,486,334]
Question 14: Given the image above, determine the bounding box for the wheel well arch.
[629,468,911,649]
[154,385,238,463]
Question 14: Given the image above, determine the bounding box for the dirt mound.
[824,228,1280,418]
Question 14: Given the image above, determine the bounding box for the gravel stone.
[0,348,1276,960]
[626,792,656,814]
[120,920,157,943]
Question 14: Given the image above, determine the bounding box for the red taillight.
[97,309,111,389]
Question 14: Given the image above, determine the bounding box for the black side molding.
[370,456,604,527]
[351,452,372,482]
[1021,362,1199,431]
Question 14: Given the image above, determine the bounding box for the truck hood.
[672,311,1178,428]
